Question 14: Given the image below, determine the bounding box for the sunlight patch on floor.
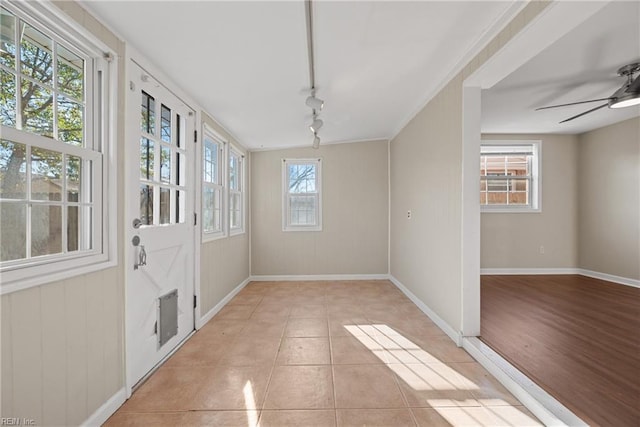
[243,381,258,427]
[427,401,543,426]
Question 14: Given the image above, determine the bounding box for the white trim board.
[249,274,389,282]
[81,387,127,427]
[197,276,251,329]
[388,275,461,346]
[463,337,588,427]
[480,268,640,289]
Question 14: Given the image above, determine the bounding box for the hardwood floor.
[480,275,640,427]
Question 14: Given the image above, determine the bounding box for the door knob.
[133,218,143,229]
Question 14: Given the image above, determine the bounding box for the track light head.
[310,118,323,133]
[312,134,320,149]
[306,95,324,111]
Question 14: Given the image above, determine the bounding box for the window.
[202,126,225,239]
[480,141,540,212]
[283,158,322,231]
[229,146,244,234]
[0,3,114,291]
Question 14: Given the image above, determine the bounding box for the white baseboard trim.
[480,268,580,275]
[463,337,587,427]
[196,276,251,329]
[249,274,390,282]
[388,275,461,346]
[578,269,640,289]
[480,268,639,289]
[82,387,127,427]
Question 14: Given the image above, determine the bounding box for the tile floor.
[105,280,542,426]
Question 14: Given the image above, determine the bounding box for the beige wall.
[390,1,550,333]
[251,140,388,276]
[1,2,126,425]
[200,113,250,314]
[480,134,579,269]
[578,117,640,280]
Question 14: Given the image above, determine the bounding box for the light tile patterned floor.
[105,280,542,426]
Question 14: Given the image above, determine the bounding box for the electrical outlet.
[407,210,412,219]
[539,245,545,254]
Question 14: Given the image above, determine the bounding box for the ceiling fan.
[536,62,640,123]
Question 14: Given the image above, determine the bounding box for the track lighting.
[310,118,323,133]
[312,134,320,149]
[305,95,324,111]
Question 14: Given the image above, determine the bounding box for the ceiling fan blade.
[559,103,609,123]
[625,75,640,94]
[536,98,612,111]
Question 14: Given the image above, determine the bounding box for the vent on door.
[158,289,178,347]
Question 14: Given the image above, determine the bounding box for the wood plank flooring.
[480,275,640,427]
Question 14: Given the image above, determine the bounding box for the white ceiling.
[82,1,515,150]
[482,1,640,135]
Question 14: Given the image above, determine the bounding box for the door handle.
[133,235,147,270]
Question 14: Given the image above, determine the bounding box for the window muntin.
[202,127,225,237]
[0,4,105,271]
[480,142,540,212]
[229,147,244,233]
[283,158,322,231]
[137,91,186,226]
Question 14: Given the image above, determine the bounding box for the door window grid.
[138,91,186,226]
[0,4,104,269]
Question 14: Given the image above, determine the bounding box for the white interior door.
[125,60,195,389]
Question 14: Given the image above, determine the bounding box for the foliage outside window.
[480,142,540,212]
[283,158,322,231]
[0,4,111,290]
[202,127,225,238]
[229,146,244,233]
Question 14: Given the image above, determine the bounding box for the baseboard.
[249,274,390,281]
[463,337,588,427]
[81,387,127,427]
[480,268,639,289]
[577,269,640,289]
[196,276,251,329]
[480,268,580,275]
[388,275,461,346]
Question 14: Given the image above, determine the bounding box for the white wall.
[2,2,126,425]
[578,117,640,281]
[390,1,550,333]
[481,134,579,269]
[251,140,388,276]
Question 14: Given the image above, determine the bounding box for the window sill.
[1,255,116,295]
[481,207,541,214]
[230,228,245,237]
[283,226,323,232]
[202,231,227,243]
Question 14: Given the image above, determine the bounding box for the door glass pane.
[140,138,154,180]
[66,155,80,202]
[0,69,16,127]
[140,184,153,225]
[21,79,53,137]
[67,205,78,251]
[161,104,171,142]
[31,147,62,201]
[160,145,170,183]
[57,44,84,100]
[141,91,155,134]
[159,187,170,224]
[176,152,184,186]
[57,95,83,146]
[0,8,16,68]
[0,140,26,199]
[0,203,26,261]
[176,190,184,224]
[31,204,62,257]
[20,24,53,84]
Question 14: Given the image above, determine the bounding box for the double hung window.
[283,158,322,231]
[0,3,113,290]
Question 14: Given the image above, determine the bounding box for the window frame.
[480,140,541,213]
[228,144,245,236]
[282,158,322,232]
[0,1,117,294]
[201,124,227,242]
